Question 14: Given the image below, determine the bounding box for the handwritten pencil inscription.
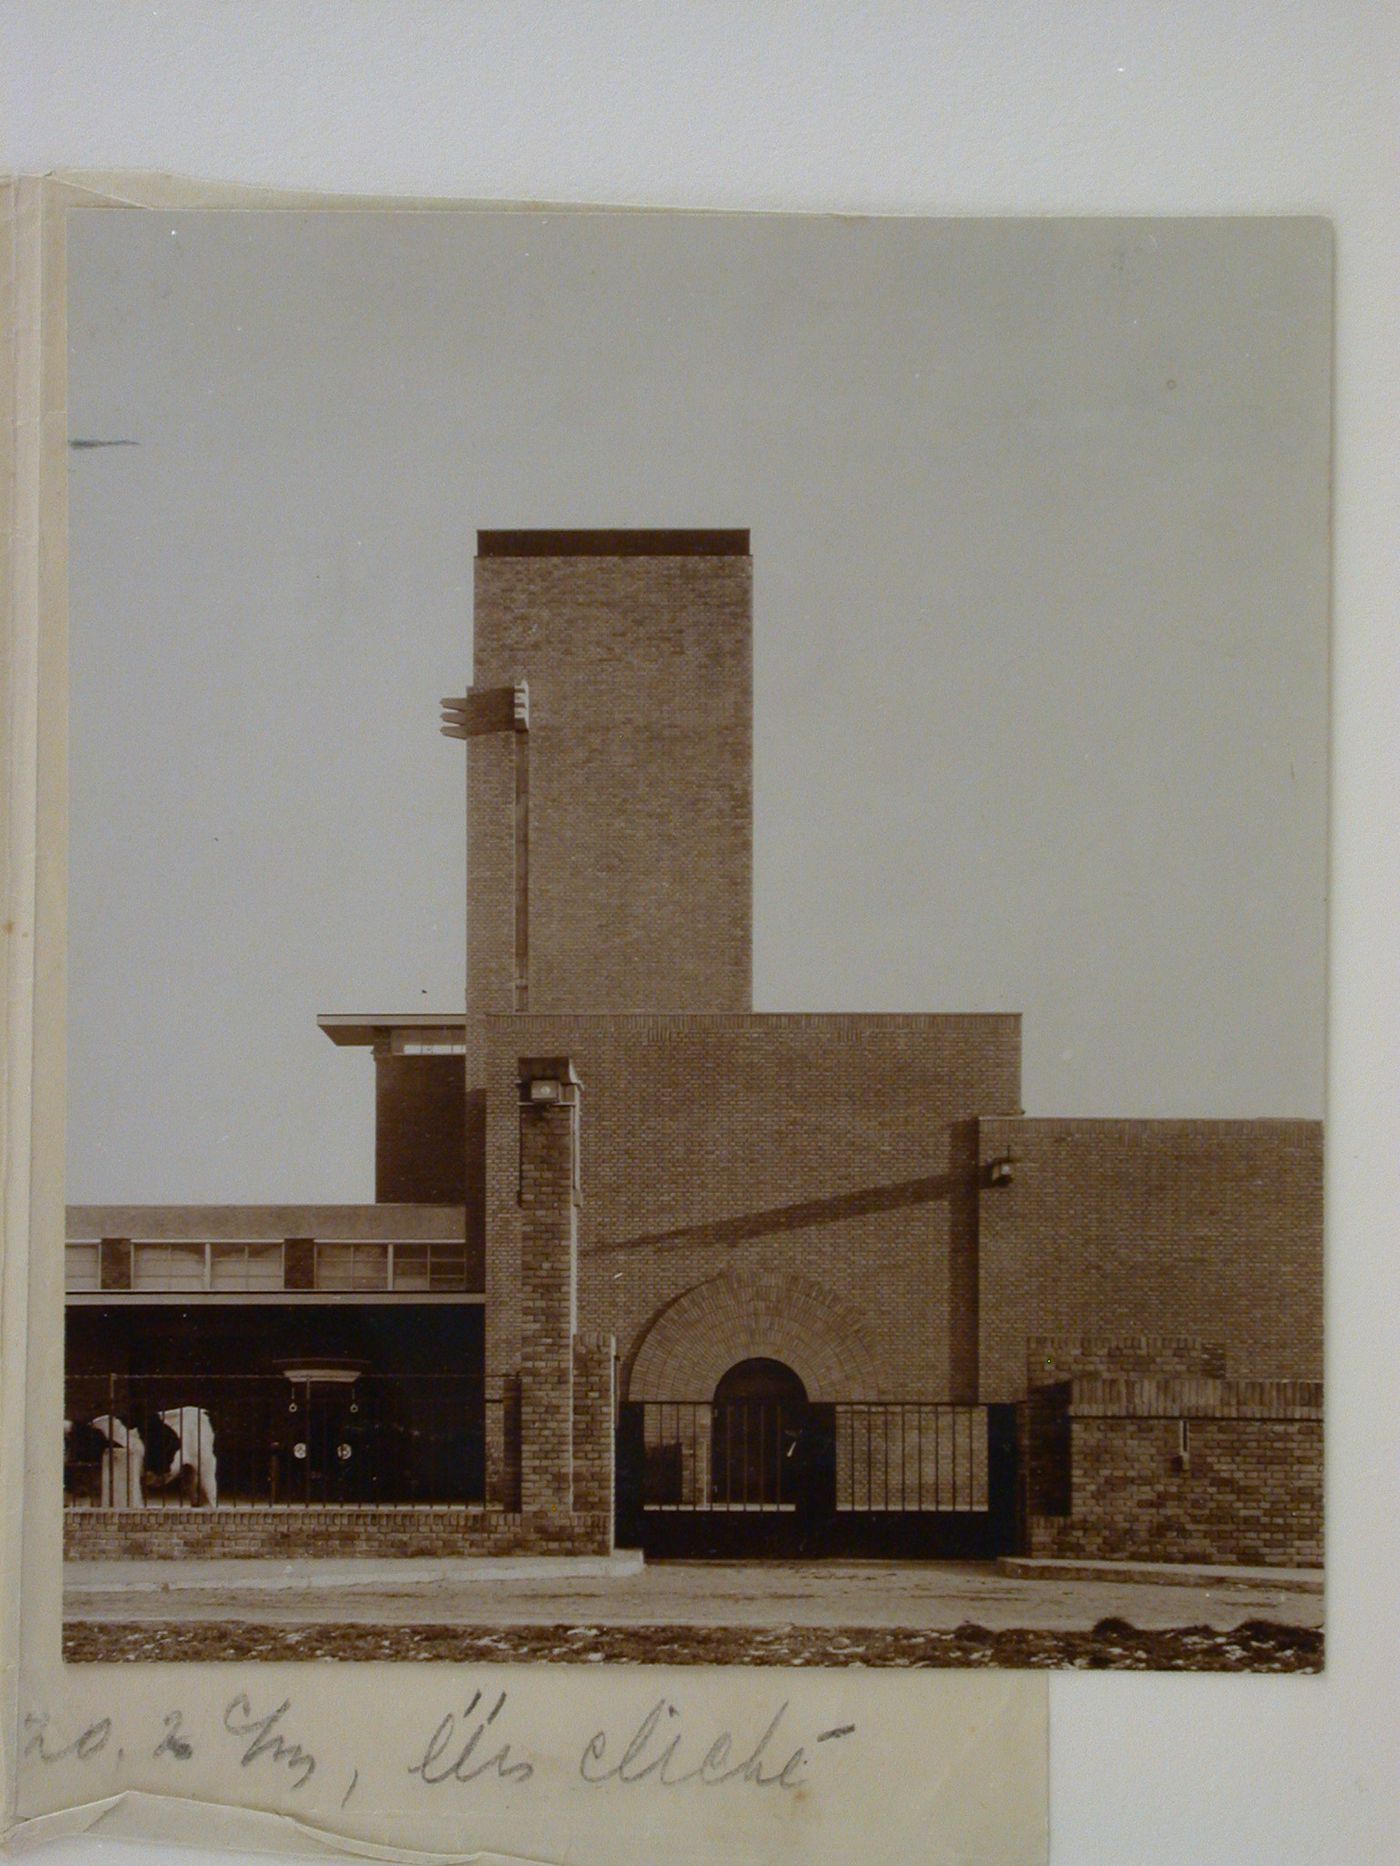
[24,1687,853,1801]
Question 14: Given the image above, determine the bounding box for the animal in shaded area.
[63,1418,109,1504]
[87,1414,146,1508]
[142,1406,218,1507]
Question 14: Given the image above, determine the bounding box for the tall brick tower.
[464,530,753,1015]
[446,529,754,1512]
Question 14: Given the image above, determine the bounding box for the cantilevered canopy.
[317,1014,467,1048]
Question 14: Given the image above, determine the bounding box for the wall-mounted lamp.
[519,1057,583,1106]
[987,1155,1018,1188]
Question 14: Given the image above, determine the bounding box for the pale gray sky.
[65,211,1330,1204]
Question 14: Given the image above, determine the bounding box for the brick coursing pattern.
[64,1508,613,1561]
[488,1374,523,1512]
[469,553,753,1017]
[628,1270,881,1400]
[466,726,516,1014]
[1027,1336,1228,1385]
[1069,1375,1322,1418]
[518,1092,578,1515]
[479,1014,1022,1407]
[572,1332,616,1522]
[1028,1416,1323,1567]
[1023,1343,1322,1565]
[979,1119,1323,1401]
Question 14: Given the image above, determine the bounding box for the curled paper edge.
[3,1789,555,1866]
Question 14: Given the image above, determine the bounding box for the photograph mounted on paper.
[60,209,1328,1669]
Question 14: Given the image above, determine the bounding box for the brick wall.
[469,540,753,1016]
[517,1067,579,1514]
[628,1269,882,1400]
[486,1373,522,1514]
[1024,1363,1322,1566]
[572,1332,616,1522]
[64,1507,612,1561]
[1028,1336,1228,1385]
[979,1119,1323,1400]
[482,1013,1022,1403]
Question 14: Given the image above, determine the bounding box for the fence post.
[107,1371,118,1506]
[987,1403,1021,1555]
[614,1402,645,1548]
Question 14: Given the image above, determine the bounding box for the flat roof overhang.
[318,1013,467,1047]
[66,1291,484,1306]
[477,528,749,558]
[67,1203,466,1241]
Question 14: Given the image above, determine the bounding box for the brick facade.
[979,1119,1323,1401]
[480,1013,1022,1407]
[66,533,1324,1567]
[517,1063,580,1514]
[1029,1399,1322,1569]
[572,1333,616,1522]
[469,537,753,1017]
[1022,1339,1321,1565]
[1028,1337,1229,1385]
[628,1269,882,1401]
[480,1057,621,1528]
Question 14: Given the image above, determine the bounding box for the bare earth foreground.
[64,1559,1323,1671]
[66,1620,1321,1671]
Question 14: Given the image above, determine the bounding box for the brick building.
[64,530,1323,1567]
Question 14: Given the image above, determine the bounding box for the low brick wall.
[64,1506,613,1561]
[1026,1374,1322,1567]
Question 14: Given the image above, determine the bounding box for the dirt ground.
[64,1557,1323,1669]
[64,1616,1322,1670]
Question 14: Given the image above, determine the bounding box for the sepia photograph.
[58,206,1328,1670]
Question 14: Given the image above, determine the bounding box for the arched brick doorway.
[710,1357,808,1509]
[617,1277,1019,1558]
[626,1270,882,1403]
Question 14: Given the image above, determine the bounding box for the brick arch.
[626,1271,882,1402]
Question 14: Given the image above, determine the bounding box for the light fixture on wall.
[987,1154,1018,1188]
[519,1057,583,1106]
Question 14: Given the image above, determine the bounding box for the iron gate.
[617,1399,1019,1557]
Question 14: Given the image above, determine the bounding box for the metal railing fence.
[836,1403,988,1512]
[64,1373,491,1507]
[632,1399,989,1514]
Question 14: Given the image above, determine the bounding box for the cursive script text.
[580,1698,808,1789]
